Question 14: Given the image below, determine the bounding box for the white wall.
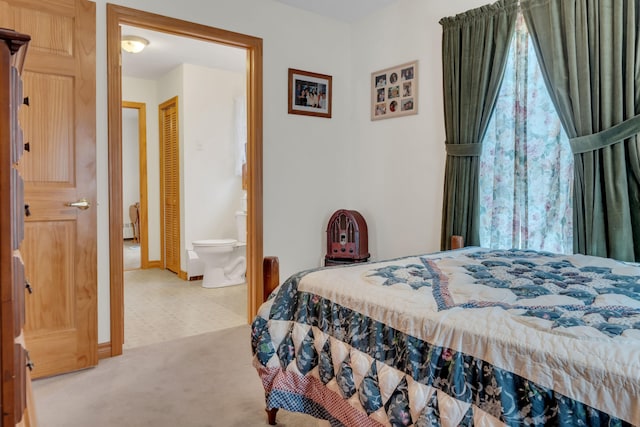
[348,0,490,261]
[94,0,492,342]
[121,108,140,238]
[182,64,245,266]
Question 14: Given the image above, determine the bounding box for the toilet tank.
[235,211,247,243]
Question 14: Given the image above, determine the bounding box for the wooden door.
[159,97,180,274]
[0,0,97,379]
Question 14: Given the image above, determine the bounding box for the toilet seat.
[192,238,246,288]
[193,239,237,247]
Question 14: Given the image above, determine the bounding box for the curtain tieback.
[569,113,640,154]
[444,143,483,157]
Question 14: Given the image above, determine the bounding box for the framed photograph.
[288,68,332,118]
[371,60,418,121]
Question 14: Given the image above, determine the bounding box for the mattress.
[251,248,640,426]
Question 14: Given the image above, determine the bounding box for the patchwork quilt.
[251,248,640,426]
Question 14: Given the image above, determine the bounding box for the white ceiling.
[273,0,397,23]
[121,1,396,79]
[121,25,246,79]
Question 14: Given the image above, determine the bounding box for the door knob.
[66,198,91,210]
[26,351,34,371]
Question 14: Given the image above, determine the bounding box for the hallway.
[124,267,247,349]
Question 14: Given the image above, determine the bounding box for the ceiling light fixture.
[121,35,149,54]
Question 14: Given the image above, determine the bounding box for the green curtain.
[439,0,518,250]
[522,0,640,262]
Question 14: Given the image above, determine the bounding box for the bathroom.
[181,63,248,286]
[119,28,248,349]
[122,43,248,285]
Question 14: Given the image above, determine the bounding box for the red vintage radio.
[325,209,370,266]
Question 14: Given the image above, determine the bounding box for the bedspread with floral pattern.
[252,248,640,426]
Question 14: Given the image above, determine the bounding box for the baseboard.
[147,260,162,269]
[178,270,187,280]
[98,342,112,360]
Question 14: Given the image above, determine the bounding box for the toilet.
[192,211,247,288]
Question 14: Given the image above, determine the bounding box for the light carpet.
[32,325,320,427]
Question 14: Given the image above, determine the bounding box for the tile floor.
[123,242,247,349]
[123,239,140,271]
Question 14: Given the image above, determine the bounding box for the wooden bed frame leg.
[263,256,280,302]
[266,407,278,425]
[263,258,280,425]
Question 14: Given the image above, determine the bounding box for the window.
[479,13,573,253]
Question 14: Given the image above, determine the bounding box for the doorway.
[107,4,264,357]
[122,101,149,271]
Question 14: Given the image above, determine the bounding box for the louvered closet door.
[159,97,180,274]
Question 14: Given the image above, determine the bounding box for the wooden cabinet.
[1,28,34,427]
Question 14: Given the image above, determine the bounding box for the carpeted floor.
[32,325,321,427]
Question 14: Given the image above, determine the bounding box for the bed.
[251,247,640,426]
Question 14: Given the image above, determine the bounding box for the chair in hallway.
[129,202,140,243]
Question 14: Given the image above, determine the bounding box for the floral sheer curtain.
[439,0,518,250]
[479,13,573,253]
